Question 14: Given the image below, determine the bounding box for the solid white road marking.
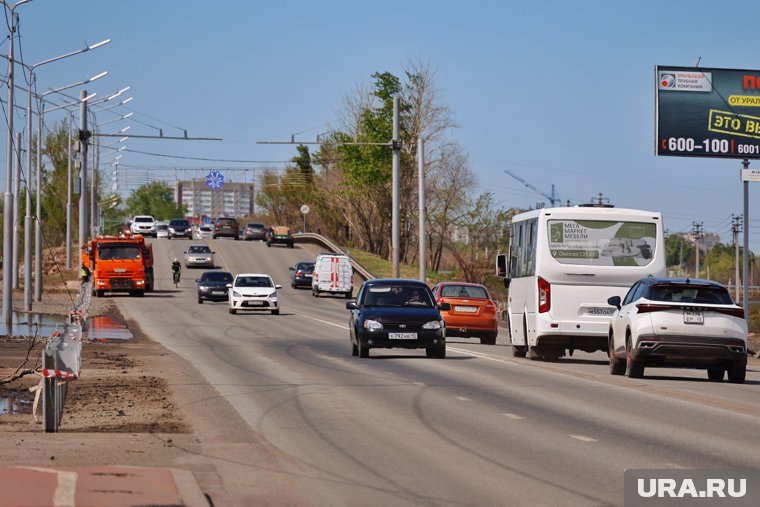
[291,311,349,330]
[569,434,597,442]
[24,467,77,507]
[502,413,524,420]
[456,396,471,401]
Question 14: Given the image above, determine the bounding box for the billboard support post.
[743,158,749,317]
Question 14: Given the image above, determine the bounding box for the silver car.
[183,244,215,268]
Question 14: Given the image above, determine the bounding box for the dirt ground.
[0,278,305,505]
[1,285,187,435]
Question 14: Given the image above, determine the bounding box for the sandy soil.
[0,277,305,505]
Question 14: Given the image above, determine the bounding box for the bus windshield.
[547,220,656,267]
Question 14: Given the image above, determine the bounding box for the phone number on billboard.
[660,137,760,156]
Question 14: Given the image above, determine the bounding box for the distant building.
[174,180,255,220]
[682,231,720,253]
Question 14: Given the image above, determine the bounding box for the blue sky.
[8,0,760,249]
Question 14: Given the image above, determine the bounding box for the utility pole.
[692,221,703,278]
[391,96,400,278]
[418,138,425,283]
[732,214,742,303]
[12,132,20,289]
[78,90,90,273]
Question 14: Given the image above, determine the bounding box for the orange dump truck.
[82,235,154,297]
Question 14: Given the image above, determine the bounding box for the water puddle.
[0,390,32,415]
[0,311,67,337]
[0,311,133,342]
[84,315,133,342]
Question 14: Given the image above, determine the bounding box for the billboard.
[656,65,760,159]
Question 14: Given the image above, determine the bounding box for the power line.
[123,148,289,163]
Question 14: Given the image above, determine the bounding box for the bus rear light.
[538,277,551,313]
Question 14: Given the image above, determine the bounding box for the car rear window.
[441,285,488,299]
[297,263,315,272]
[650,285,733,304]
[202,272,232,282]
[217,218,236,225]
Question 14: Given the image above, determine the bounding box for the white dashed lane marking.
[569,434,597,442]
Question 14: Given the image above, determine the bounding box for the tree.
[40,122,73,246]
[125,181,185,220]
[445,193,512,283]
[665,234,694,271]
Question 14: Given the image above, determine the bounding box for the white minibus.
[497,206,666,359]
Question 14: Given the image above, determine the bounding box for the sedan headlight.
[363,319,383,331]
[232,290,242,298]
[422,320,442,330]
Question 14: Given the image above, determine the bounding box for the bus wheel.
[511,346,527,357]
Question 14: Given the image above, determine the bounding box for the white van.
[312,253,353,298]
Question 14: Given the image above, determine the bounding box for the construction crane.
[503,169,560,207]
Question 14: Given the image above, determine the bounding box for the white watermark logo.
[637,478,746,499]
[625,470,759,506]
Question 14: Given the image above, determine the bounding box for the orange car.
[433,282,498,345]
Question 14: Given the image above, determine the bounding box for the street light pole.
[3,0,30,325]
[79,89,89,272]
[392,96,400,278]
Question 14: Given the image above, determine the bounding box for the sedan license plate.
[683,309,704,324]
[211,291,224,295]
[388,332,417,340]
[244,301,264,307]
[454,305,477,313]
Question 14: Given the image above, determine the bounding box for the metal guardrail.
[38,282,89,432]
[293,232,376,282]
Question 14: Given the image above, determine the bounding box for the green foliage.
[40,122,71,246]
[665,234,694,268]
[125,181,186,220]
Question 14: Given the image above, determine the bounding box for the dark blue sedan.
[195,271,233,304]
[346,279,450,358]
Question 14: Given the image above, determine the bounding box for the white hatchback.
[228,273,281,315]
[608,277,747,383]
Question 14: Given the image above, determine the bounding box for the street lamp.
[19,73,107,305]
[2,0,32,324]
[23,38,111,304]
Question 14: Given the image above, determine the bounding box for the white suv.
[131,215,156,236]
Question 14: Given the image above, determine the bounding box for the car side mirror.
[607,296,621,310]
[226,283,232,288]
[194,279,200,283]
[289,267,295,271]
[183,251,187,254]
[346,301,358,310]
[275,284,282,289]
[503,278,511,288]
[438,302,451,311]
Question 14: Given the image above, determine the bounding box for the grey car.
[183,244,215,268]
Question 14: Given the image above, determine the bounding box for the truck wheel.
[96,290,104,298]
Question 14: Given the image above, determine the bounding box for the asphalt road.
[115,237,760,506]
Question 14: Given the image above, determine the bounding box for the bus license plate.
[683,309,703,324]
[389,332,417,340]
